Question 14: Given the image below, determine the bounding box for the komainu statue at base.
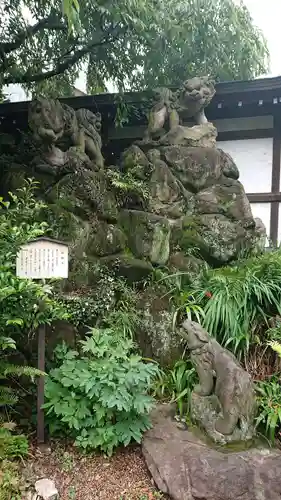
[180,320,256,443]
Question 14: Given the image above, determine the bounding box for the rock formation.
[142,404,281,500]
[180,320,256,443]
[23,79,266,363]
[26,79,265,282]
[124,76,265,268]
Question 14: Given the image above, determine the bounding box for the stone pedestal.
[142,405,281,500]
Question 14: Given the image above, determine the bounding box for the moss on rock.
[119,209,171,265]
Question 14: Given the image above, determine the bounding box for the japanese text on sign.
[16,239,68,279]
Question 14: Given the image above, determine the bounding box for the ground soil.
[25,442,167,500]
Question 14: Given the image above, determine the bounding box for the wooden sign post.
[16,237,69,444]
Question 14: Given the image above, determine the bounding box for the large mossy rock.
[16,96,265,283]
[122,141,266,266]
[135,288,184,366]
[119,209,171,265]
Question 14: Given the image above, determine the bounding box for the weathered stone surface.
[176,76,216,124]
[180,213,258,264]
[137,309,182,366]
[101,254,153,283]
[29,97,103,168]
[85,221,126,257]
[142,404,281,500]
[119,209,171,265]
[58,170,118,222]
[168,252,203,277]
[163,146,223,192]
[136,289,184,365]
[34,478,58,500]
[24,90,266,288]
[159,122,217,148]
[219,148,240,180]
[194,181,254,221]
[254,217,267,249]
[180,320,256,443]
[121,144,150,179]
[147,149,191,218]
[139,77,215,144]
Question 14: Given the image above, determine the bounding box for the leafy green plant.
[0,460,26,500]
[153,359,196,417]
[106,309,141,339]
[269,340,281,357]
[0,425,28,460]
[58,273,139,334]
[107,169,149,208]
[156,272,205,329]
[255,377,281,442]
[190,250,281,360]
[44,328,159,455]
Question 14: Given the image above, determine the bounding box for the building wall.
[217,137,273,243]
[217,137,273,194]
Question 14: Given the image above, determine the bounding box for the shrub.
[154,271,205,329]
[0,425,28,460]
[254,341,281,443]
[0,460,26,500]
[200,251,281,357]
[44,328,159,455]
[57,272,139,332]
[162,250,281,361]
[0,180,67,408]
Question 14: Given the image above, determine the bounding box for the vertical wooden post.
[37,323,46,444]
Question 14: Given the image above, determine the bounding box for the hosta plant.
[44,328,159,455]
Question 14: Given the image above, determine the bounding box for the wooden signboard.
[16,237,69,445]
[16,237,68,279]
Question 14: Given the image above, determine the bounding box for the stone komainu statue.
[28,97,104,169]
[142,76,216,143]
[181,320,256,437]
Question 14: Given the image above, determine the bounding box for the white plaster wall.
[250,203,271,245]
[217,138,273,193]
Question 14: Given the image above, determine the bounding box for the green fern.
[0,387,18,407]
[0,362,43,379]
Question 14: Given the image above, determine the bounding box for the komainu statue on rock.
[175,76,215,125]
[141,76,215,143]
[180,320,256,443]
[28,97,104,169]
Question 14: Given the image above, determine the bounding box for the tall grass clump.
[198,250,281,360]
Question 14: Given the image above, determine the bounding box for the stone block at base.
[142,404,281,500]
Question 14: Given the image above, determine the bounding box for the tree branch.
[3,24,126,85]
[0,14,67,56]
